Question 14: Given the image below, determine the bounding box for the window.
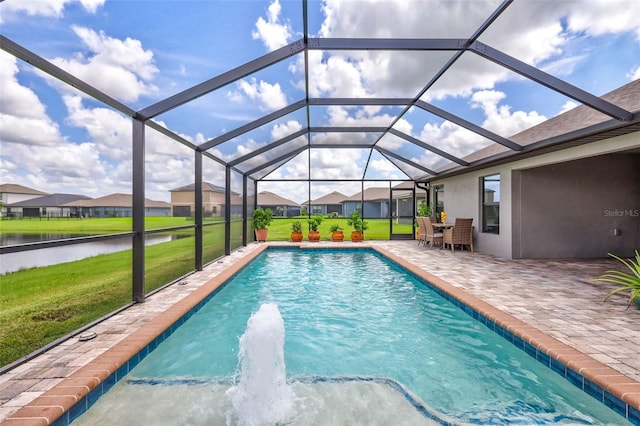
[482,174,500,234]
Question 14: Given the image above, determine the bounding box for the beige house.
[0,183,48,217]
[257,191,301,217]
[170,182,238,217]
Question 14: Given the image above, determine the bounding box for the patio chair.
[423,216,443,248]
[417,216,428,246]
[443,218,474,252]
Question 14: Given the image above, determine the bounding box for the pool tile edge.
[373,246,640,420]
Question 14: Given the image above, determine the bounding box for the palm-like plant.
[308,215,323,231]
[594,250,640,309]
[347,210,368,232]
[291,221,303,232]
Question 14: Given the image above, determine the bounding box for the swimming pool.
[73,247,631,425]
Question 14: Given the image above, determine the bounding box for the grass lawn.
[267,216,413,240]
[0,216,214,234]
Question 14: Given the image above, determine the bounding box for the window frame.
[481,174,500,234]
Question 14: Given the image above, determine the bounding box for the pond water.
[1,233,176,275]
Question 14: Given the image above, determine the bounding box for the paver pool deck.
[1,240,639,424]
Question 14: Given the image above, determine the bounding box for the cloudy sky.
[1,0,638,203]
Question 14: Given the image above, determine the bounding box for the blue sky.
[1,0,639,203]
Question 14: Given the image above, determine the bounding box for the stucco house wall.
[429,131,639,259]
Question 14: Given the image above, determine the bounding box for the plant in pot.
[347,210,368,242]
[252,208,273,242]
[329,224,344,242]
[291,221,303,242]
[307,215,323,242]
[594,250,640,309]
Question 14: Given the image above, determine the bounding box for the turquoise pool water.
[75,248,630,425]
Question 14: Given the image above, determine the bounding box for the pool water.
[75,248,630,425]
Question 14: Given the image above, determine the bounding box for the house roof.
[344,187,391,202]
[257,191,299,207]
[0,183,48,196]
[310,191,348,205]
[436,78,640,175]
[63,193,170,208]
[169,182,225,192]
[7,193,91,207]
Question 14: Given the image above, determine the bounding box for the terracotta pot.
[308,230,321,242]
[331,231,344,242]
[351,231,364,242]
[255,228,268,242]
[291,231,303,242]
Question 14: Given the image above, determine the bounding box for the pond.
[1,233,178,275]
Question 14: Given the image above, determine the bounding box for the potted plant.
[252,208,273,242]
[594,250,640,309]
[291,221,303,242]
[308,215,323,242]
[347,210,368,242]
[329,224,344,242]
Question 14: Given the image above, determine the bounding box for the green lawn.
[0,215,413,239]
[0,216,214,233]
[266,216,413,240]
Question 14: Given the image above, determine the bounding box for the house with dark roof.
[257,191,301,217]
[6,193,91,218]
[305,191,347,217]
[64,194,170,217]
[169,182,236,217]
[342,187,392,219]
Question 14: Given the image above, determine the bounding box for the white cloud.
[271,120,302,139]
[63,95,132,160]
[370,157,400,175]
[48,26,158,103]
[0,52,63,146]
[230,78,288,111]
[252,0,292,51]
[628,65,640,81]
[564,0,640,40]
[470,90,546,137]
[0,0,105,23]
[310,148,364,180]
[408,90,547,167]
[559,100,579,115]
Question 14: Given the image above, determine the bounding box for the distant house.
[170,182,225,217]
[257,191,301,217]
[64,193,170,217]
[169,182,245,217]
[305,191,347,216]
[0,183,48,217]
[7,193,91,218]
[342,187,391,219]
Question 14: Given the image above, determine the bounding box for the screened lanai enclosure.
[1,0,639,367]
